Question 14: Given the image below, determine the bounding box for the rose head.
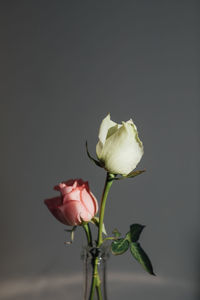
[96,114,144,175]
[44,179,98,226]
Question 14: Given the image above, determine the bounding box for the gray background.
[0,1,199,299]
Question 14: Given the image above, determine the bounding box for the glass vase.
[81,243,110,300]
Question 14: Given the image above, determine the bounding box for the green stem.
[88,172,114,300]
[89,259,100,299]
[83,223,102,299]
[96,285,102,300]
[97,172,114,247]
[82,223,92,247]
[88,173,115,300]
[102,236,117,243]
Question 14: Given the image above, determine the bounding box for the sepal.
[86,141,104,168]
[64,226,77,245]
[112,169,146,180]
[126,169,146,178]
[91,216,107,236]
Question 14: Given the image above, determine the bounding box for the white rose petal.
[96,114,144,175]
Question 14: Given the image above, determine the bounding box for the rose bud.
[44,179,98,226]
[96,114,144,175]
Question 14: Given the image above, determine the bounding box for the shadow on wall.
[0,272,195,300]
[197,240,200,299]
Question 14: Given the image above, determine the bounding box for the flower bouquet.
[44,114,155,300]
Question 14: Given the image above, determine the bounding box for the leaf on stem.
[129,223,145,242]
[130,242,155,275]
[111,238,129,255]
[112,228,121,238]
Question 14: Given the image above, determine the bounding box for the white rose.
[96,114,144,175]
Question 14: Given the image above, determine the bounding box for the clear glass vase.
[81,243,110,300]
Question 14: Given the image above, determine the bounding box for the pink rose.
[44,179,98,226]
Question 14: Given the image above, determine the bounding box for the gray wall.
[0,1,199,299]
